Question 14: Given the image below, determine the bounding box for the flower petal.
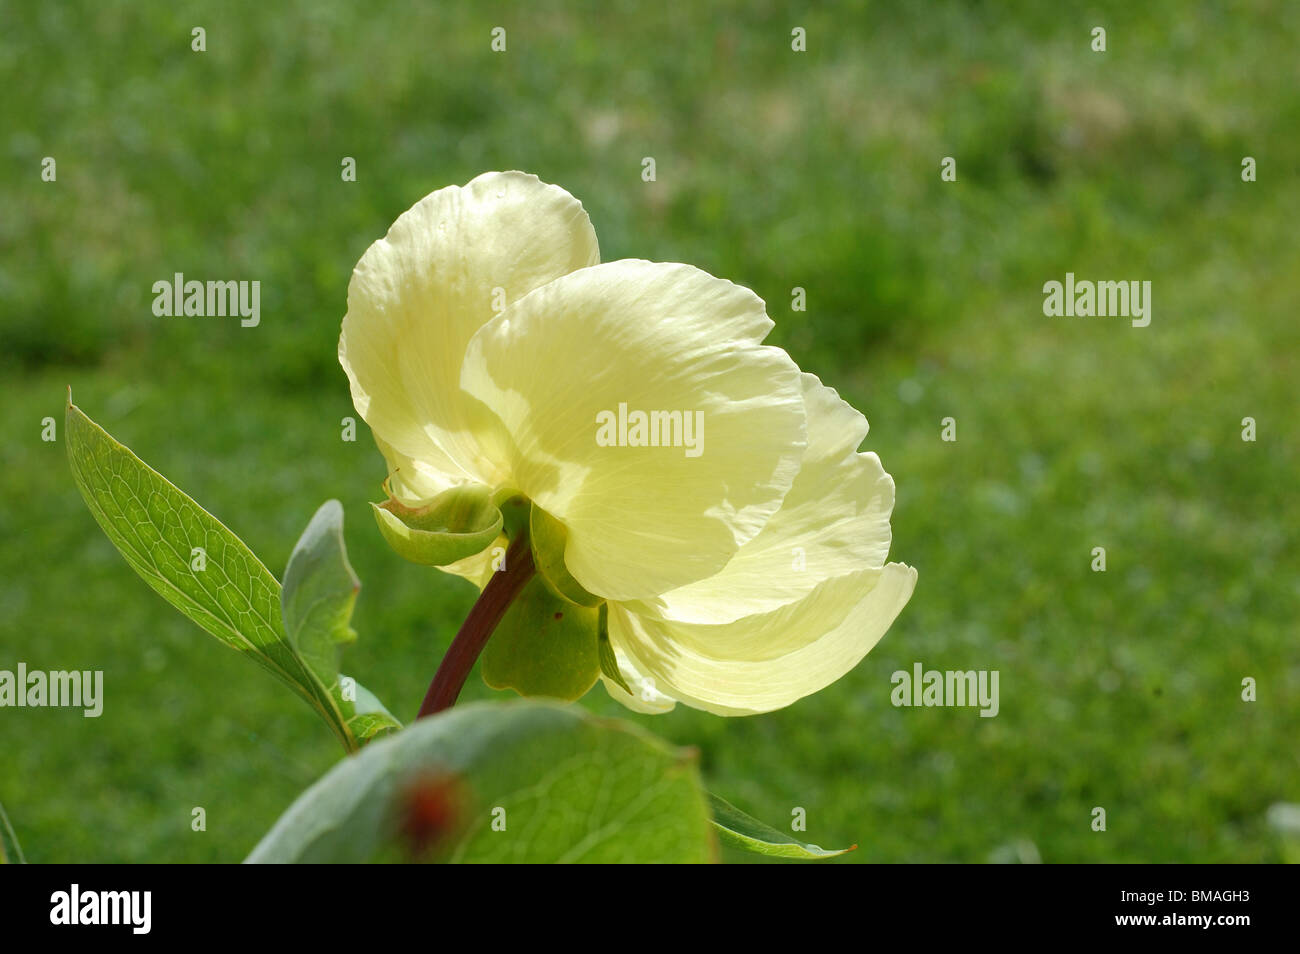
[340,171,600,493]
[608,562,917,715]
[436,534,509,589]
[372,435,458,502]
[599,647,678,714]
[631,373,896,624]
[461,260,807,602]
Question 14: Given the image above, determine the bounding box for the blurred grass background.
[1,0,1297,862]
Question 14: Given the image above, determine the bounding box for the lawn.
[1,0,1297,862]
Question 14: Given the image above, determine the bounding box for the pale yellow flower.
[340,171,915,716]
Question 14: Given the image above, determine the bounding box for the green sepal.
[372,484,502,566]
[529,504,601,607]
[496,491,532,542]
[596,603,631,693]
[481,576,600,701]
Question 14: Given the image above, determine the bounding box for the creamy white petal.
[340,171,600,491]
[373,435,459,503]
[631,373,896,624]
[599,648,677,714]
[435,533,509,589]
[609,562,917,715]
[461,260,807,602]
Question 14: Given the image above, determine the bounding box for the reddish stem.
[417,534,535,719]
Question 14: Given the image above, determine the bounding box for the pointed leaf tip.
[708,792,853,859]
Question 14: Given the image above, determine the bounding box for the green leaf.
[596,603,631,694]
[372,484,502,567]
[246,701,716,863]
[708,792,854,859]
[283,501,402,746]
[343,676,401,744]
[481,577,600,701]
[529,505,601,606]
[0,799,25,864]
[65,398,396,752]
[283,500,359,678]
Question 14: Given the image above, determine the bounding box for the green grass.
[1,0,1297,862]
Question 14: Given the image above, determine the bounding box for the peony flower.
[340,171,916,716]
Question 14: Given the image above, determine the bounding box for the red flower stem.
[417,534,535,719]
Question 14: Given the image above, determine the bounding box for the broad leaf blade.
[709,792,853,859]
[247,701,716,863]
[65,399,370,751]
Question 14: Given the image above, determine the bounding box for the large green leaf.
[0,799,25,864]
[65,398,395,752]
[246,701,716,863]
[709,792,854,859]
